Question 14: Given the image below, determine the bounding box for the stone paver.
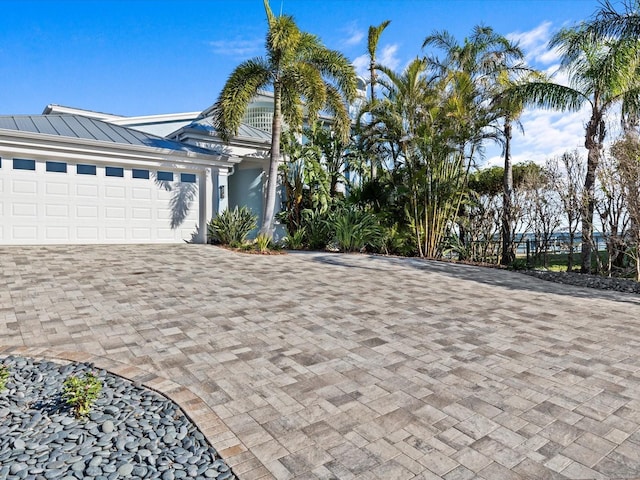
[2,244,640,479]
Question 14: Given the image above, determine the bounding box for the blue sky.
[0,0,606,165]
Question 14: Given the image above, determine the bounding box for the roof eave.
[0,128,239,168]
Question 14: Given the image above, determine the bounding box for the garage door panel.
[12,179,37,194]
[46,182,69,195]
[1,160,200,244]
[105,206,126,219]
[45,226,70,241]
[45,204,69,217]
[77,227,99,241]
[12,203,37,216]
[105,227,126,240]
[132,228,151,239]
[77,205,98,217]
[132,187,151,200]
[132,208,151,219]
[77,184,98,197]
[105,186,125,198]
[12,225,37,240]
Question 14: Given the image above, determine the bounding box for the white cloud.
[378,44,400,70]
[209,38,263,57]
[352,43,400,78]
[485,106,588,168]
[343,24,364,46]
[481,21,590,168]
[353,54,369,77]
[507,21,560,67]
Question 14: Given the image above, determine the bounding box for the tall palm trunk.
[260,82,282,237]
[581,108,605,273]
[501,116,514,265]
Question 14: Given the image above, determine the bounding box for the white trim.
[110,112,200,125]
[0,129,240,169]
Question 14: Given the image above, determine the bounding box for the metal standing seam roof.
[188,116,272,142]
[0,115,219,156]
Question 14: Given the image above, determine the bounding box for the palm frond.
[507,81,588,112]
[368,20,391,58]
[323,84,352,143]
[211,58,272,139]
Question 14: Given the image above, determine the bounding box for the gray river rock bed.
[0,356,237,480]
[524,269,640,294]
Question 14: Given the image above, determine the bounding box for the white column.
[216,168,229,215]
[196,167,211,244]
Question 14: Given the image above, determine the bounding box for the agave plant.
[207,206,258,246]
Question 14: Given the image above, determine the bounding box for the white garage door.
[0,158,200,244]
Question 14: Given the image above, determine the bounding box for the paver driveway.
[3,245,640,479]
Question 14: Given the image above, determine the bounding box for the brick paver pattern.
[2,245,640,479]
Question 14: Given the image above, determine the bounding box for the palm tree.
[508,25,640,273]
[424,26,528,263]
[493,68,544,265]
[366,20,390,180]
[212,0,357,238]
[368,20,391,104]
[585,0,640,40]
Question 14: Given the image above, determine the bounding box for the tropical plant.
[212,0,357,239]
[254,233,272,253]
[366,19,391,179]
[368,20,391,105]
[507,23,640,272]
[331,206,382,252]
[207,206,258,246]
[583,0,640,43]
[283,227,306,250]
[279,130,328,235]
[301,208,333,250]
[424,26,536,265]
[63,372,102,418]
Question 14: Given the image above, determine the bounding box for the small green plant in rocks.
[63,372,102,417]
[0,365,9,391]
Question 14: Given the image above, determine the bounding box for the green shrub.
[380,224,416,256]
[508,258,530,271]
[0,365,9,392]
[63,372,102,418]
[207,206,258,246]
[284,227,306,250]
[254,233,272,253]
[301,208,333,250]
[331,207,382,252]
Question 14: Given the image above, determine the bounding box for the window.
[181,173,196,183]
[77,164,96,175]
[132,169,150,179]
[157,171,173,181]
[46,161,67,173]
[13,159,36,170]
[106,166,124,177]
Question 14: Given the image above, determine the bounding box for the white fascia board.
[180,132,270,160]
[43,104,124,121]
[0,129,239,171]
[182,127,271,150]
[109,112,201,126]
